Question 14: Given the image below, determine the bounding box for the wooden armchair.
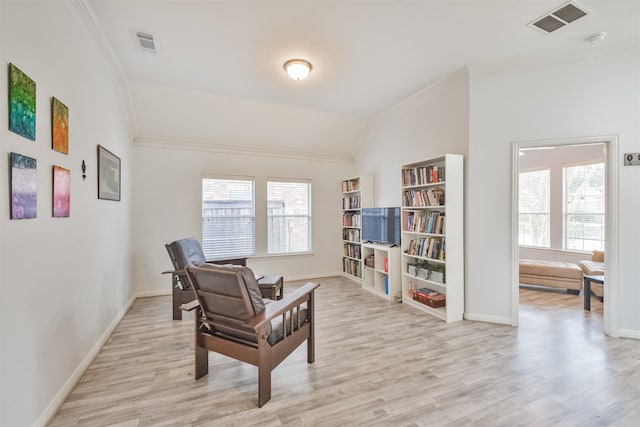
[183,264,319,407]
[164,237,248,320]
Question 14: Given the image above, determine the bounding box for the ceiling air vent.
[135,32,157,53]
[530,1,590,34]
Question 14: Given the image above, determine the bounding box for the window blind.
[267,180,311,254]
[519,169,550,247]
[202,177,255,260]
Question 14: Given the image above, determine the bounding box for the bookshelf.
[400,154,464,322]
[362,243,401,301]
[341,175,374,281]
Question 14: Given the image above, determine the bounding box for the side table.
[583,274,604,311]
[258,275,284,300]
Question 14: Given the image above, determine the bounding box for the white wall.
[353,68,469,206]
[0,2,133,426]
[131,143,354,293]
[468,55,640,331]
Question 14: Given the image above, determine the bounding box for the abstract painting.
[53,166,70,217]
[10,152,37,219]
[52,97,69,154]
[97,145,121,201]
[8,64,36,141]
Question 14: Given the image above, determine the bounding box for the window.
[519,169,550,247]
[201,177,255,260]
[563,163,605,251]
[267,180,311,254]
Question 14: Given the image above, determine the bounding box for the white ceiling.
[86,0,640,159]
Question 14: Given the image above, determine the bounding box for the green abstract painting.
[9,63,36,141]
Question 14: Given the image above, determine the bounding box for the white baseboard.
[464,312,514,326]
[34,293,137,427]
[619,329,640,340]
[284,272,342,282]
[136,289,172,298]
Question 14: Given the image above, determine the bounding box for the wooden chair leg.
[258,366,271,407]
[258,345,272,407]
[172,287,182,320]
[194,308,209,379]
[307,293,315,363]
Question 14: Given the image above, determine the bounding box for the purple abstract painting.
[10,152,37,219]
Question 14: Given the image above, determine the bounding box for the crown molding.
[133,136,354,164]
[65,0,137,138]
[468,42,639,78]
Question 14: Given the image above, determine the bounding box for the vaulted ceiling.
[85,0,639,160]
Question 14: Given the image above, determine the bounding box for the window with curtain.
[519,169,550,247]
[563,162,605,251]
[267,180,312,254]
[201,177,255,260]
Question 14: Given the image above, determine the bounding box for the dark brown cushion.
[268,308,308,346]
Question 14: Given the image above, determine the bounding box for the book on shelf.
[343,243,362,258]
[341,180,360,192]
[342,195,361,209]
[342,212,362,227]
[402,166,446,186]
[405,237,445,260]
[402,188,445,207]
[405,211,445,234]
[343,258,362,277]
[415,288,446,301]
[342,228,361,242]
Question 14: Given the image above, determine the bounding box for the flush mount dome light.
[283,59,312,80]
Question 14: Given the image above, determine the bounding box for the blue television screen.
[362,207,401,246]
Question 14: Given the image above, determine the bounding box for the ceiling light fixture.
[283,59,312,80]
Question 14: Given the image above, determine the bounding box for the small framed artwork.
[97,145,121,201]
[10,152,37,219]
[8,63,36,141]
[52,97,69,154]
[53,165,70,217]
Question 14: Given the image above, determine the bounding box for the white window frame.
[201,175,255,261]
[267,178,312,255]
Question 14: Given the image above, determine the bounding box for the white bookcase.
[341,176,374,281]
[400,154,464,322]
[362,243,401,301]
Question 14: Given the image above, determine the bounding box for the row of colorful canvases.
[8,63,121,220]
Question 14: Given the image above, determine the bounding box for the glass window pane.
[202,178,255,260]
[519,169,550,247]
[563,163,605,250]
[267,181,311,254]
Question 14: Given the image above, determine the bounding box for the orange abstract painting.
[52,97,68,154]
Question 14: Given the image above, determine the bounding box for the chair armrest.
[179,299,200,312]
[243,282,319,330]
[161,269,185,275]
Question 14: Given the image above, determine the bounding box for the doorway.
[511,136,619,336]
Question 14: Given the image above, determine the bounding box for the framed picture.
[10,152,37,219]
[97,145,121,201]
[53,165,70,217]
[51,97,69,154]
[8,63,36,141]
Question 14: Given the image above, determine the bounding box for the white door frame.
[511,135,619,336]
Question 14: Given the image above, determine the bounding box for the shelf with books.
[361,243,401,301]
[400,154,464,322]
[340,176,374,281]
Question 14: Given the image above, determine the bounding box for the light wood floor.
[50,277,639,426]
